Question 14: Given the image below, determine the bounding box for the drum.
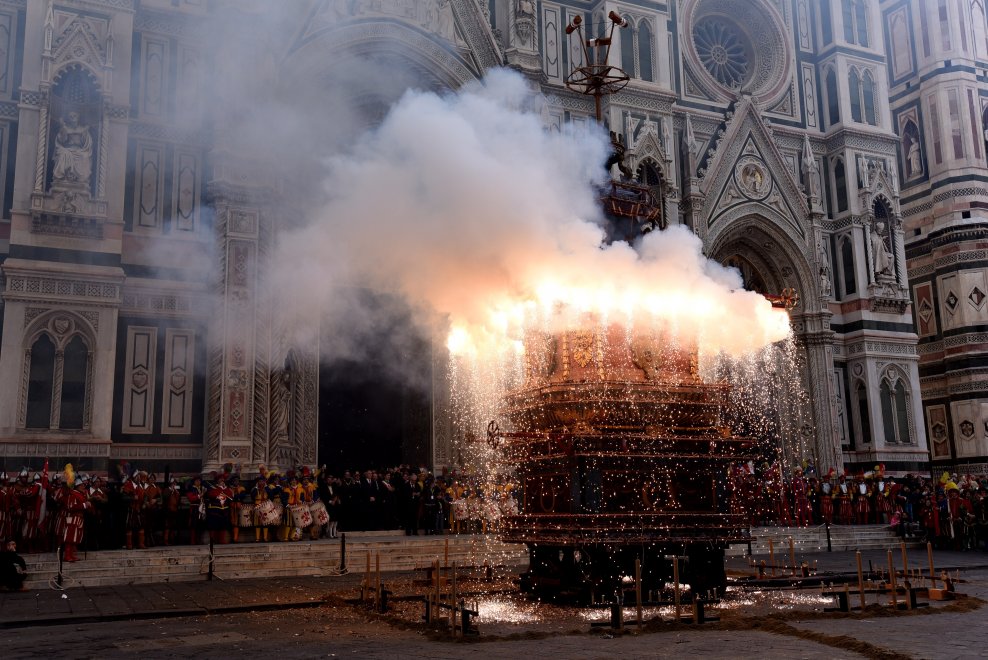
[291,503,313,528]
[258,500,282,526]
[237,505,254,528]
[452,500,469,521]
[309,500,330,526]
[482,500,500,523]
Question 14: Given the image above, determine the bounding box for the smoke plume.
[271,69,790,365]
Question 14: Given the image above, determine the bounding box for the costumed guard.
[228,475,244,543]
[162,478,181,545]
[818,469,835,524]
[205,474,234,545]
[301,470,322,540]
[250,476,269,542]
[121,472,147,549]
[0,472,10,543]
[284,474,304,542]
[855,474,872,525]
[55,466,90,562]
[835,473,854,525]
[13,466,46,551]
[85,477,108,551]
[791,467,812,527]
[874,465,895,525]
[186,476,205,545]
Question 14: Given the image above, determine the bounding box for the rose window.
[693,18,750,89]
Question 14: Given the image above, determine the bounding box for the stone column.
[795,314,841,475]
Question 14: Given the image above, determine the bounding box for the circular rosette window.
[684,0,791,105]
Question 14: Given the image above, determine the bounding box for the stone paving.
[1,549,986,658]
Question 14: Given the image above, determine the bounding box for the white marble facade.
[0,0,968,476]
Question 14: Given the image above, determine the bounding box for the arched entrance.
[707,214,841,473]
[273,17,484,473]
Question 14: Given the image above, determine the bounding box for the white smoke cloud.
[271,68,790,365]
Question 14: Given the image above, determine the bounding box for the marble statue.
[871,222,894,278]
[52,111,93,189]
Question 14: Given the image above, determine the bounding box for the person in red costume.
[59,476,90,562]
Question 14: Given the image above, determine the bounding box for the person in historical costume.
[835,474,855,525]
[204,474,234,545]
[13,467,46,551]
[266,474,286,540]
[144,473,163,546]
[250,476,270,543]
[0,472,11,543]
[818,469,835,525]
[326,475,341,539]
[55,467,90,562]
[300,470,322,540]
[228,475,245,543]
[874,466,896,525]
[186,476,206,545]
[122,472,150,549]
[282,474,305,542]
[84,476,108,551]
[162,478,182,546]
[855,474,873,525]
[52,110,93,187]
[791,468,812,527]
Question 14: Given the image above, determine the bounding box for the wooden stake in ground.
[788,537,795,576]
[768,539,776,577]
[927,542,936,589]
[375,552,381,609]
[888,550,898,610]
[635,558,642,629]
[673,557,681,621]
[444,538,449,568]
[900,542,911,610]
[450,561,457,631]
[364,551,371,602]
[856,551,866,611]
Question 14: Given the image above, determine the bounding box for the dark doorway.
[317,290,432,473]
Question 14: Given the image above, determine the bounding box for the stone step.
[20,535,528,588]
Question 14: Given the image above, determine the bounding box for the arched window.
[638,21,654,82]
[821,0,833,45]
[880,373,911,444]
[853,380,872,445]
[849,69,862,122]
[834,158,848,212]
[842,0,868,46]
[826,68,840,126]
[842,0,855,42]
[854,0,869,46]
[59,335,89,430]
[26,334,56,429]
[21,322,93,432]
[973,2,988,61]
[621,17,636,77]
[939,0,952,50]
[840,235,857,296]
[862,71,876,125]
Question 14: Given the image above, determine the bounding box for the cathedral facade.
[2,0,976,477]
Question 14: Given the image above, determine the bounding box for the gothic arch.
[707,211,815,307]
[24,310,97,351]
[284,19,480,96]
[19,310,96,431]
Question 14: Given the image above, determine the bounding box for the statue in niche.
[517,0,535,17]
[871,222,895,279]
[52,110,93,190]
[269,362,299,467]
[819,250,832,298]
[906,136,922,177]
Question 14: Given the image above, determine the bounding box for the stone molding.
[110,443,202,461]
[0,441,111,457]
